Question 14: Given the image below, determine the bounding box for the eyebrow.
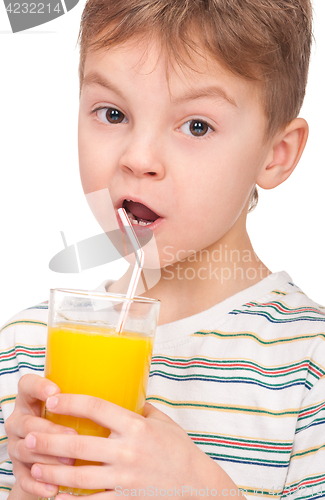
[171,86,238,108]
[83,71,238,108]
[83,72,127,100]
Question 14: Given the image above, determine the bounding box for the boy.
[1,0,325,498]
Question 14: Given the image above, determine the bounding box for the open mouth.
[122,199,161,227]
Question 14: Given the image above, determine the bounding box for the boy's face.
[78,39,272,268]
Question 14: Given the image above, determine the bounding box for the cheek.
[176,159,244,213]
[78,120,94,192]
[172,155,256,240]
[78,125,112,194]
[78,147,96,194]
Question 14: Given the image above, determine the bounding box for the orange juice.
[44,323,153,495]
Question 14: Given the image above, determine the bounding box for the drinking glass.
[40,288,160,498]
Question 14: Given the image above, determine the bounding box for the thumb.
[17,374,60,407]
[142,402,173,422]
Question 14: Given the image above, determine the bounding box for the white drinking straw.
[115,208,145,333]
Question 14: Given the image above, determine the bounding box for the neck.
[108,229,271,326]
[146,230,271,325]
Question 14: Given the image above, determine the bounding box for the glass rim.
[50,288,160,305]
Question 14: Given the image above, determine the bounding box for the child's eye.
[94,107,128,124]
[180,119,214,137]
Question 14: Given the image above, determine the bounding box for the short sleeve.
[0,306,48,499]
[282,375,325,499]
[0,400,15,497]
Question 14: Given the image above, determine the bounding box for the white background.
[0,0,324,326]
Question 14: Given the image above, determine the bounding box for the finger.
[31,463,115,491]
[17,374,60,406]
[25,432,115,463]
[13,461,58,498]
[11,413,79,440]
[12,433,75,465]
[46,394,140,434]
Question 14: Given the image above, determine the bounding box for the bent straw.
[115,208,145,333]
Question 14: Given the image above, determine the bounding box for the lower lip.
[117,214,165,237]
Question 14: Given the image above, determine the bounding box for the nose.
[119,130,165,180]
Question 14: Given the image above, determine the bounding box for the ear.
[256,118,309,190]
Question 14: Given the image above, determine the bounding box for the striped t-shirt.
[0,271,325,499]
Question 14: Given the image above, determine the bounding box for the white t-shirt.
[0,271,324,499]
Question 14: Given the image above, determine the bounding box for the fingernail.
[59,456,74,465]
[63,429,78,435]
[46,396,58,409]
[45,483,56,492]
[25,434,36,449]
[32,465,42,479]
[45,384,59,398]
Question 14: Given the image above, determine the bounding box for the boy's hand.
[24,394,242,499]
[5,374,76,498]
